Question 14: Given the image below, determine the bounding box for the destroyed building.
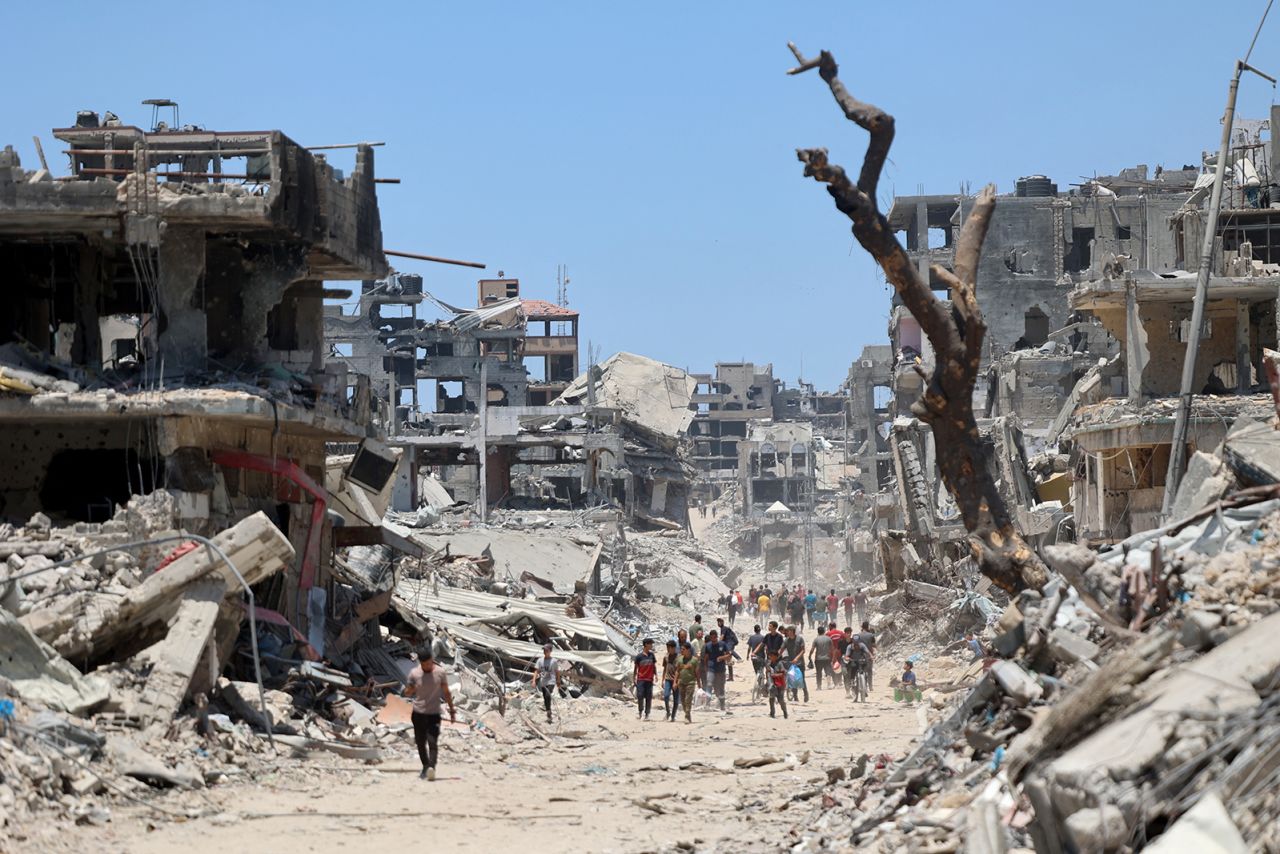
[689,361,777,486]
[0,113,390,646]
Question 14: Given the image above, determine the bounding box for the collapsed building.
[0,112,390,643]
[841,112,1280,586]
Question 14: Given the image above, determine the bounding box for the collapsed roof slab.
[0,387,368,440]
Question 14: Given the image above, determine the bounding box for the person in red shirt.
[825,589,839,625]
[841,592,856,626]
[633,638,658,720]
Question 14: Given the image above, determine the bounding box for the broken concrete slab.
[132,578,223,729]
[22,511,295,662]
[990,660,1043,706]
[110,736,204,789]
[0,608,108,715]
[1048,609,1280,791]
[1223,420,1280,486]
[218,678,297,734]
[1169,450,1235,520]
[1145,792,1247,853]
[1047,628,1100,665]
[553,352,697,446]
[1064,804,1128,852]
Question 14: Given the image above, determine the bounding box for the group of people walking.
[721,584,869,632]
[630,605,879,724]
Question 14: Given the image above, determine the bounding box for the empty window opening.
[927,227,949,249]
[1117,225,1133,240]
[42,448,157,522]
[873,385,892,411]
[1065,227,1095,273]
[1023,306,1050,347]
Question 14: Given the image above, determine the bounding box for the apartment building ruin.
[689,362,776,484]
[0,109,390,638]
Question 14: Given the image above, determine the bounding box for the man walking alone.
[405,648,456,781]
[532,643,561,725]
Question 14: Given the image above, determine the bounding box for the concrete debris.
[554,352,697,446]
[0,609,108,715]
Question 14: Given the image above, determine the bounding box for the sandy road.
[48,658,922,854]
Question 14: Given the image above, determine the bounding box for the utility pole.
[478,360,488,523]
[1162,55,1276,517]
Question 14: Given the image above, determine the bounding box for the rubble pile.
[744,475,1280,852]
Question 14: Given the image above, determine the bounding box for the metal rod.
[305,142,386,150]
[385,249,486,269]
[1163,58,1272,516]
[374,178,401,184]
[63,148,269,157]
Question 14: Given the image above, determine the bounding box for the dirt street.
[47,657,922,854]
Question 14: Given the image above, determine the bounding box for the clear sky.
[7,1,1278,390]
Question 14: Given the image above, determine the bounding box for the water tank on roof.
[1016,175,1057,197]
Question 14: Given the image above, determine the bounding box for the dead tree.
[787,43,1047,593]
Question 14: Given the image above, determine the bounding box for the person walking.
[532,643,561,725]
[716,617,739,681]
[854,588,869,626]
[703,630,732,712]
[841,591,856,628]
[688,613,704,641]
[633,638,657,720]
[857,621,877,690]
[661,640,679,721]
[804,589,818,630]
[675,643,699,723]
[747,623,766,700]
[767,650,789,719]
[783,625,809,703]
[405,648,456,781]
[809,627,835,690]
[757,588,771,621]
[825,589,839,627]
[788,591,805,631]
[725,592,738,626]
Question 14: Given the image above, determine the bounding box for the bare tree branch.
[788,43,894,202]
[788,44,1047,594]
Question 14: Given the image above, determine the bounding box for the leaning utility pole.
[1162,54,1276,517]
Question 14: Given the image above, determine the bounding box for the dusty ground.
[41,664,923,854]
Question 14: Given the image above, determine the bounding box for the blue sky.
[7,1,1278,390]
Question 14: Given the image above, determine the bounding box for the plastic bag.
[787,665,803,688]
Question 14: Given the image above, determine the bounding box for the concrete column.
[1125,281,1146,404]
[156,227,207,375]
[1237,299,1251,393]
[915,200,929,280]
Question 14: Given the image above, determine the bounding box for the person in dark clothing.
[767,650,789,719]
[633,638,657,720]
[783,625,809,703]
[702,630,732,711]
[857,621,877,689]
[716,618,739,681]
[661,640,679,721]
[532,643,561,724]
[763,621,784,658]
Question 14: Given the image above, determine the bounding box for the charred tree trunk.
[787,44,1047,593]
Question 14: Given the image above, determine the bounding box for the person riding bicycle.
[844,636,872,700]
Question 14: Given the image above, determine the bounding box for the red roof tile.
[522,299,579,319]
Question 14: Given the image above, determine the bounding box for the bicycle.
[750,660,768,704]
[851,661,870,703]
